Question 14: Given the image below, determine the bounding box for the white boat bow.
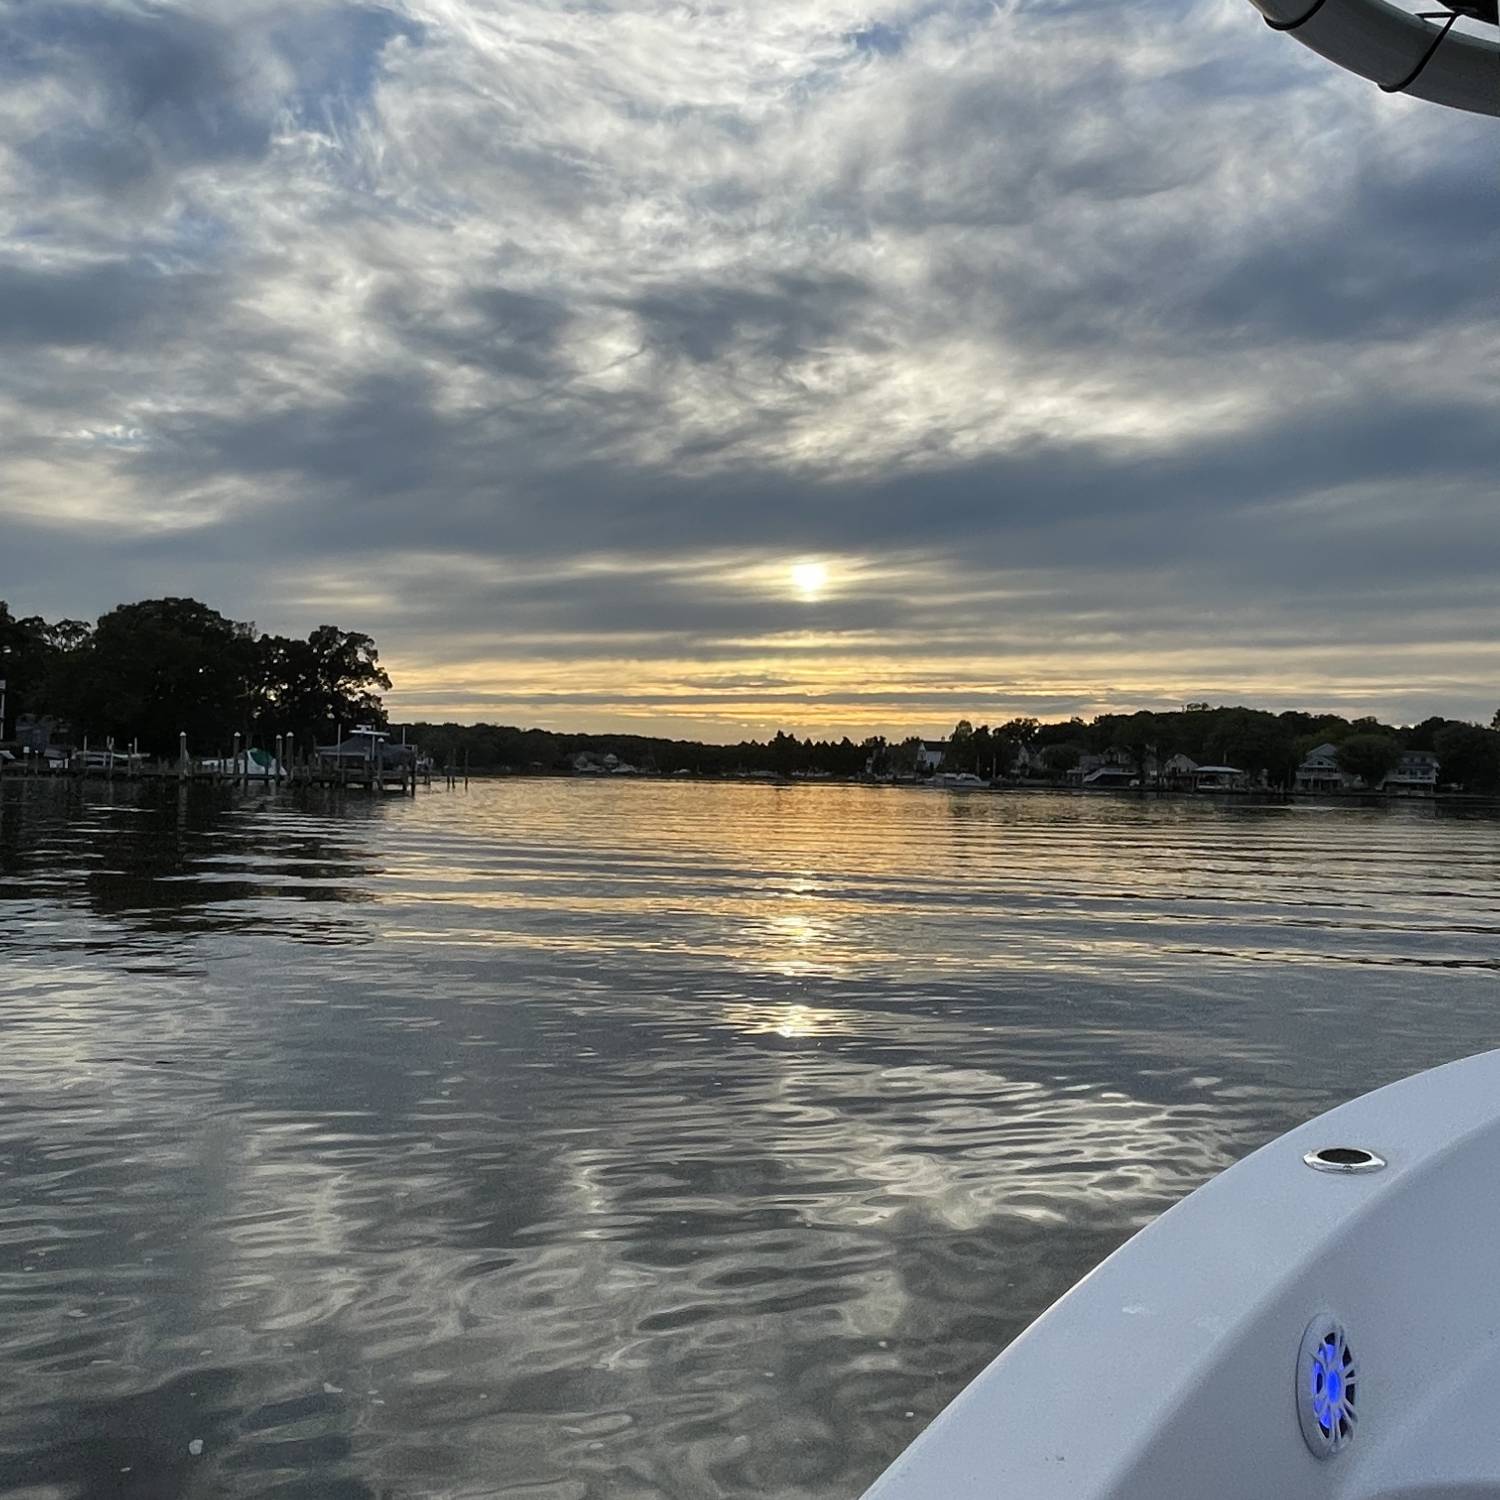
[861,1047,1500,1499]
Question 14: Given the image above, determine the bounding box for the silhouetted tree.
[1435,724,1500,793]
[2,598,391,755]
[969,723,994,777]
[768,729,802,775]
[1041,743,1081,776]
[948,719,975,769]
[74,598,255,755]
[1336,733,1403,789]
[889,736,924,774]
[256,626,391,744]
[1116,711,1161,782]
[0,604,48,738]
[1406,716,1455,751]
[1206,710,1300,788]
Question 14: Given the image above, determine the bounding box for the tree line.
[402,723,877,779]
[5,596,1497,791]
[890,707,1500,793]
[402,704,1500,793]
[0,597,391,756]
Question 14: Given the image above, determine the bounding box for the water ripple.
[0,778,1497,1496]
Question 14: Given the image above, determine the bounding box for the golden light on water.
[724,1001,852,1039]
[789,560,829,600]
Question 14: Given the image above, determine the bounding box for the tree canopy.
[1335,733,1403,788]
[0,597,391,754]
[1434,723,1500,795]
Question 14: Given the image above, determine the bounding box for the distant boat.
[77,749,148,772]
[198,748,283,779]
[1080,766,1137,789]
[861,1048,1500,1498]
[930,772,988,790]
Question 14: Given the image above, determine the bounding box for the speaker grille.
[1298,1316,1358,1458]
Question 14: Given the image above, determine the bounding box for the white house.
[573,750,626,774]
[917,741,947,771]
[1383,750,1439,795]
[1295,743,1355,793]
[1295,743,1439,794]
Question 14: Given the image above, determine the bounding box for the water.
[0,778,1497,1499]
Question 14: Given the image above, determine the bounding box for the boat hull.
[862,1048,1500,1499]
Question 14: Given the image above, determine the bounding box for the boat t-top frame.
[1249,0,1500,114]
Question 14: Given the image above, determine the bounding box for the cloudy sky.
[2,0,1496,739]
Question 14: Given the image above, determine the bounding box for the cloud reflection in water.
[1,779,1498,1496]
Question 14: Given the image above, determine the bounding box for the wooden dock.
[0,760,436,794]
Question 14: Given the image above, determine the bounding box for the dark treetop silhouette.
[0,597,389,756]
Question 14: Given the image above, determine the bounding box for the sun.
[789,560,829,601]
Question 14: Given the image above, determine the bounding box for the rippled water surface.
[1,778,1497,1498]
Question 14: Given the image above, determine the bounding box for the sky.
[1,0,1497,741]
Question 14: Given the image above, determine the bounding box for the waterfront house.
[1294,743,1438,794]
[1010,742,1047,777]
[1072,747,1150,786]
[1295,743,1353,793]
[917,741,947,771]
[1073,750,1117,781]
[1163,753,1199,788]
[1383,750,1439,795]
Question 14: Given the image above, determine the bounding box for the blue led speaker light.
[1298,1316,1358,1458]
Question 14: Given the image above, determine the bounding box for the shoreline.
[6,760,1497,809]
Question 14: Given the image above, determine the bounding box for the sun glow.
[789,560,829,600]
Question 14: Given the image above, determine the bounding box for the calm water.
[1,778,1498,1499]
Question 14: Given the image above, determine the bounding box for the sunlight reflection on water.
[0,778,1497,1497]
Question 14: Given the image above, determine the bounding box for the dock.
[0,724,455,794]
[0,758,437,794]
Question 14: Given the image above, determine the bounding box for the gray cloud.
[0,256,218,348]
[1,0,1497,733]
[11,5,274,180]
[627,272,876,367]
